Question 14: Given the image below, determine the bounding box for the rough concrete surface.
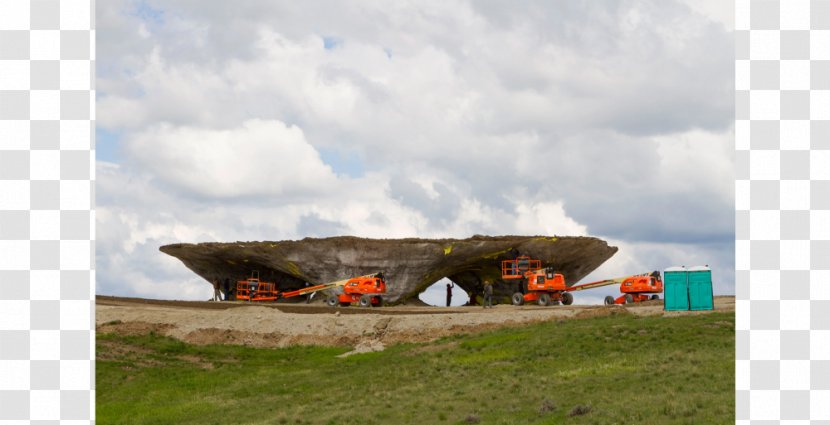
[160,235,618,303]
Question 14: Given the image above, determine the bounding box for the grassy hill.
[97,310,734,424]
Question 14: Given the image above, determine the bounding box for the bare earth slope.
[96,296,735,351]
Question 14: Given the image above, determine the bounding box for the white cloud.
[124,119,338,199]
[678,0,734,30]
[653,127,736,205]
[95,0,735,300]
[513,201,588,237]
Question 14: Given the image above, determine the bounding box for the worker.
[483,280,493,309]
[446,282,455,307]
[212,279,222,301]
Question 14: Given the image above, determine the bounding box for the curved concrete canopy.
[160,235,618,303]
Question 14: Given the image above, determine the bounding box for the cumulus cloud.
[124,119,338,199]
[96,0,734,300]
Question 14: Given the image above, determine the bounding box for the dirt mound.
[97,321,174,336]
[96,296,735,350]
[180,328,302,348]
[98,295,473,316]
[573,306,632,319]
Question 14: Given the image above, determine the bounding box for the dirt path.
[96,296,735,349]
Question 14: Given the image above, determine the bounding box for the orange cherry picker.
[501,256,661,306]
[501,256,615,306]
[602,271,663,305]
[235,271,387,307]
[324,273,387,307]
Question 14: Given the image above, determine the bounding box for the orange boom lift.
[325,273,387,308]
[235,271,280,302]
[501,256,661,306]
[603,271,663,305]
[501,256,616,306]
[235,271,387,307]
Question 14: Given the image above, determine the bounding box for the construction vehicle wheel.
[359,294,373,307]
[561,292,574,306]
[538,293,550,306]
[326,296,339,307]
[604,296,615,305]
[374,296,384,307]
[511,292,525,306]
[651,294,660,300]
[624,294,634,304]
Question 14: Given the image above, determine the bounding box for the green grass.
[97,311,734,424]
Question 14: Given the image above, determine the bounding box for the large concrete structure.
[160,235,617,303]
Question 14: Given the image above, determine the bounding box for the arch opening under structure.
[417,277,470,307]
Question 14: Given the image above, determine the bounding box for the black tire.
[512,292,525,306]
[561,292,574,306]
[359,294,373,307]
[651,294,660,300]
[538,293,551,306]
[604,296,615,305]
[326,296,339,307]
[374,296,384,307]
[624,294,634,304]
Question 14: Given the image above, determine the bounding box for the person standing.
[446,282,455,307]
[212,279,222,301]
[483,280,493,309]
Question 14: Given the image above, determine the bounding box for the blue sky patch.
[131,0,164,25]
[318,147,364,178]
[322,36,342,50]
[96,127,122,163]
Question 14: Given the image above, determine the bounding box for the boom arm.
[567,272,656,292]
[279,273,384,299]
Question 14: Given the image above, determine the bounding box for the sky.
[96,0,735,305]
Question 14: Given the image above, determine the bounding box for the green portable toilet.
[663,266,689,311]
[687,266,714,311]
